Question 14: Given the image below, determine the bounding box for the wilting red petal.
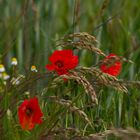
[21,115,34,130]
[100,54,122,76]
[18,100,28,128]
[18,97,43,130]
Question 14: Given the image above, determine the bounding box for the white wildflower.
[11,57,18,66]
[2,72,10,80]
[31,65,38,72]
[0,64,5,72]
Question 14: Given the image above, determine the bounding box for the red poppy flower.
[46,50,78,75]
[18,97,43,130]
[100,54,122,76]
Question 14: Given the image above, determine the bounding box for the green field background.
[0,0,140,139]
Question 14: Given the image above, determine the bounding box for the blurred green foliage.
[1,0,140,74]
